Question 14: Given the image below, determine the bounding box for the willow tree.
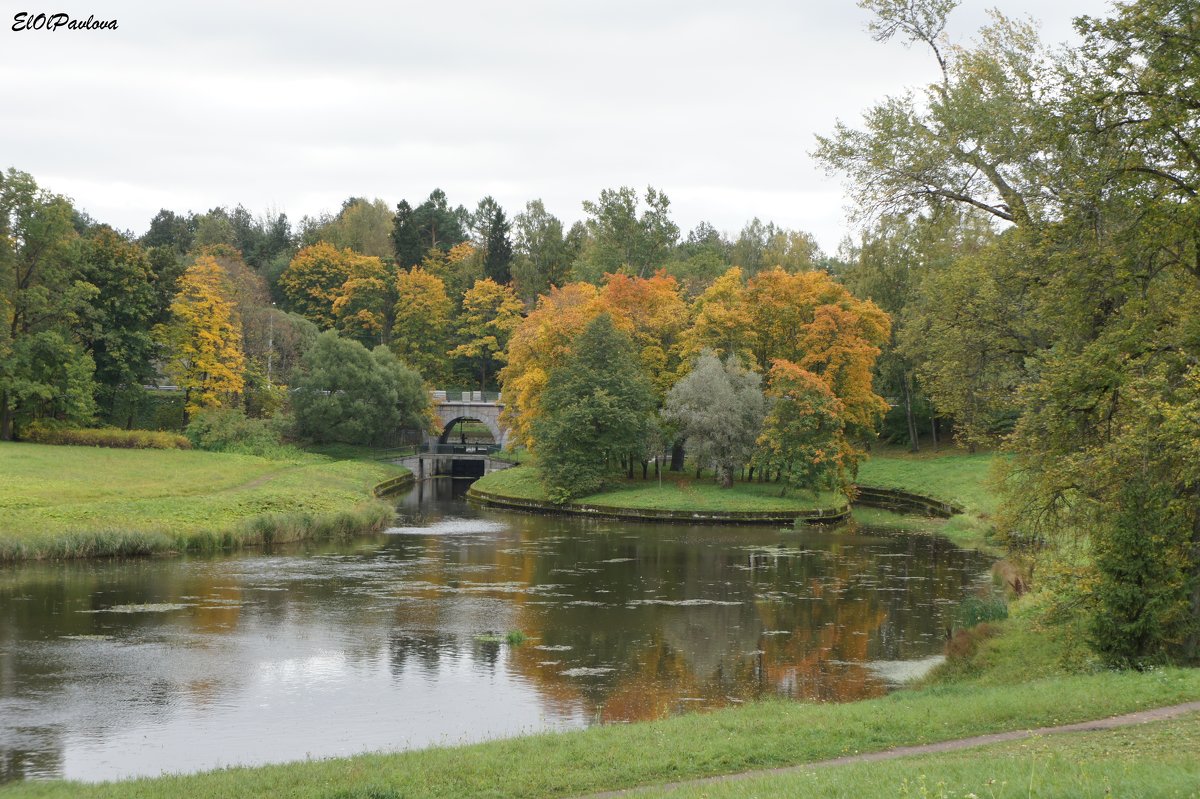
[663,351,764,487]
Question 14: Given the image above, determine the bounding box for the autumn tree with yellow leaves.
[450,278,524,391]
[391,266,452,383]
[279,242,387,332]
[682,266,890,438]
[156,255,246,418]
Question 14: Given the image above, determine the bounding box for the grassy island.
[0,442,408,561]
[472,451,999,537]
[470,465,849,521]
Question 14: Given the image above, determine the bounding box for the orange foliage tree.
[500,271,688,448]
[753,358,849,492]
[597,271,688,398]
[499,282,604,447]
[682,266,890,436]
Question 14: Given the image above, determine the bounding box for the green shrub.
[23,422,190,450]
[953,594,1008,632]
[185,408,292,457]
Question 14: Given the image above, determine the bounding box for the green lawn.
[473,465,847,513]
[0,442,406,560]
[857,448,1001,515]
[3,669,1196,799]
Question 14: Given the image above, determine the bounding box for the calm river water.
[0,479,991,783]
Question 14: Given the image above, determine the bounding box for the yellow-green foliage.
[23,425,191,450]
[0,442,405,560]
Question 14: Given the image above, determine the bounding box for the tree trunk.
[627,455,634,479]
[718,465,733,489]
[904,372,919,453]
[641,460,648,479]
[670,440,685,472]
[0,391,11,441]
[930,415,939,450]
[1187,494,1200,663]
[181,389,192,430]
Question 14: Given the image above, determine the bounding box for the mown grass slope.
[2,669,1196,799]
[0,442,406,560]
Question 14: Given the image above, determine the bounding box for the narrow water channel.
[0,479,991,783]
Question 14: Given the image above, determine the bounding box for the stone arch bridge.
[411,391,511,480]
[429,390,508,449]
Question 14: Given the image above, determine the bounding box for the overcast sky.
[3,0,1112,253]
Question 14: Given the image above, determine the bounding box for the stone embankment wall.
[852,486,963,518]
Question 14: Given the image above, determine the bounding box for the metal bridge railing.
[430,389,502,403]
[422,443,502,455]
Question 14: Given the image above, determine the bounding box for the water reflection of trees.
[0,501,990,781]
[394,512,989,722]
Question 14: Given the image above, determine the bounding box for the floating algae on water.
[81,603,194,614]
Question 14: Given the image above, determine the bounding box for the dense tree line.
[0,169,851,451]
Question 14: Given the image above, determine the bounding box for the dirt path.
[581,701,1200,798]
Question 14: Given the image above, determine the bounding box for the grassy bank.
[633,710,1200,799]
[4,669,1196,799]
[0,442,407,561]
[474,465,846,513]
[856,448,1001,551]
[637,599,1192,799]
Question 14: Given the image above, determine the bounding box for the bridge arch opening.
[438,417,498,450]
